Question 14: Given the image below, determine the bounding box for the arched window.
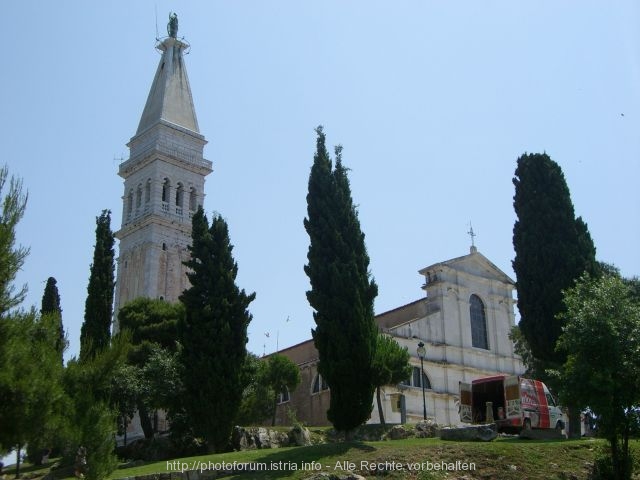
[470,294,489,349]
[162,178,170,203]
[402,366,431,389]
[176,183,184,207]
[311,373,329,394]
[136,184,142,209]
[189,187,197,211]
[145,179,151,203]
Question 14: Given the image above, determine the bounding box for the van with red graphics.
[459,375,565,432]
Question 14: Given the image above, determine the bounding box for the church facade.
[273,247,525,426]
[113,21,212,332]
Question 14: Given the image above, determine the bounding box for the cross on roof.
[467,223,476,247]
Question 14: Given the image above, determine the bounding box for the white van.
[460,375,564,432]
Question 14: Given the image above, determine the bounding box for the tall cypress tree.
[80,210,115,362]
[41,276,65,363]
[304,127,378,434]
[178,207,255,451]
[512,153,597,373]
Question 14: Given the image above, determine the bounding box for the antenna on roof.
[154,4,159,41]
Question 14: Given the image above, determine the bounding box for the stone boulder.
[387,425,409,440]
[231,426,290,450]
[439,424,497,442]
[415,419,438,438]
[289,424,312,446]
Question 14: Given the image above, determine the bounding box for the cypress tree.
[512,153,597,370]
[304,127,378,434]
[178,207,255,451]
[80,210,115,362]
[512,153,597,437]
[41,276,66,363]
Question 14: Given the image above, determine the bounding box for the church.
[272,246,524,427]
[113,16,523,434]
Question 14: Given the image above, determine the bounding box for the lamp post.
[417,341,427,420]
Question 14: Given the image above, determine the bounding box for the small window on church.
[176,183,184,207]
[311,373,329,394]
[127,190,133,217]
[136,184,142,209]
[162,178,170,203]
[145,179,151,203]
[189,187,197,211]
[470,294,489,349]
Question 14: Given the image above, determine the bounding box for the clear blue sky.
[3,1,639,360]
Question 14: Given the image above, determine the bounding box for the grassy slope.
[109,437,640,480]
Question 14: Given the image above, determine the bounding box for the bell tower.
[113,14,212,330]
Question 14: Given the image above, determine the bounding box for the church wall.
[274,251,525,428]
[272,360,331,427]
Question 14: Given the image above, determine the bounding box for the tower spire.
[136,13,198,135]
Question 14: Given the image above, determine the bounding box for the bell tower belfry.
[113,15,212,330]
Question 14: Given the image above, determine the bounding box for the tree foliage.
[41,276,66,363]
[0,165,29,316]
[236,353,275,426]
[80,210,115,362]
[179,207,255,451]
[372,335,411,427]
[265,354,301,426]
[0,311,65,473]
[304,126,378,433]
[557,273,640,480]
[512,153,597,376]
[116,298,184,438]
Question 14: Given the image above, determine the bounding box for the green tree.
[116,298,183,438]
[0,311,65,475]
[512,153,597,437]
[63,334,129,480]
[372,335,411,427]
[41,276,66,364]
[80,210,115,362]
[557,273,640,480]
[111,363,141,446]
[236,353,275,426]
[0,165,29,316]
[265,354,301,426]
[304,127,378,434]
[178,207,255,451]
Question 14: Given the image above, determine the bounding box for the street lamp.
[417,341,427,420]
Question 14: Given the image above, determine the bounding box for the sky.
[2,1,639,361]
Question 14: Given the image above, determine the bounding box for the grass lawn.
[108,437,640,480]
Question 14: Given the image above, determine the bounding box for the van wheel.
[523,418,532,431]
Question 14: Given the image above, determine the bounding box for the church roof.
[136,36,199,135]
[419,248,515,285]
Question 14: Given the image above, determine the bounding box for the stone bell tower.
[113,14,212,330]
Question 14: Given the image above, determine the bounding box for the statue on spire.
[168,12,178,38]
